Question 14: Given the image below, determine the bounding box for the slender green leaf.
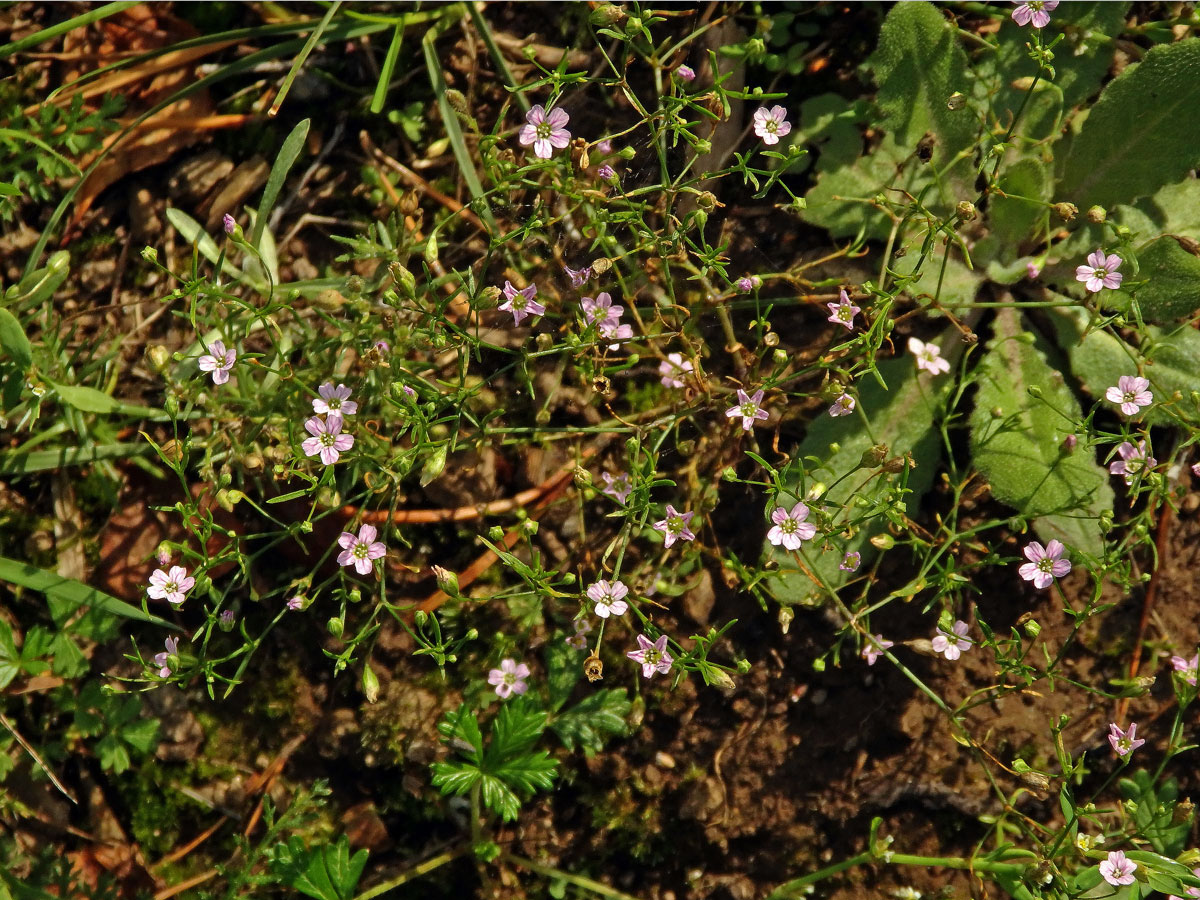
[251,119,310,251]
[369,24,405,114]
[0,2,139,59]
[0,442,148,475]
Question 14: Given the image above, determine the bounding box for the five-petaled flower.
[1011,0,1059,28]
[1099,850,1137,887]
[1108,722,1145,758]
[313,382,358,418]
[302,414,355,465]
[653,504,696,549]
[499,280,546,326]
[600,471,632,505]
[1106,375,1152,416]
[908,337,951,376]
[1109,440,1156,486]
[659,353,693,388]
[767,501,818,551]
[1018,540,1071,590]
[153,636,179,678]
[1076,250,1124,293]
[565,618,593,650]
[726,388,770,431]
[337,524,387,575]
[862,634,893,666]
[827,290,861,332]
[587,579,629,618]
[839,551,861,572]
[627,634,673,678]
[1171,653,1199,687]
[752,106,792,145]
[148,565,194,606]
[488,658,530,699]
[198,340,236,385]
[829,393,856,417]
[519,105,570,159]
[582,292,621,331]
[932,620,971,660]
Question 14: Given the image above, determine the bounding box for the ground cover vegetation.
[2,1,1200,898]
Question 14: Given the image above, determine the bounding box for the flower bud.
[488,525,504,541]
[860,444,889,469]
[218,609,236,631]
[432,565,459,596]
[870,533,895,550]
[773,349,788,365]
[956,200,977,221]
[146,344,171,373]
[362,665,380,703]
[327,616,344,637]
[1086,205,1107,224]
[1051,202,1078,221]
[140,246,158,265]
[222,214,242,240]
[763,331,779,347]
[1023,618,1042,639]
[778,606,793,635]
[389,262,416,297]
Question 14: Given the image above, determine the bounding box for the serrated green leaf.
[487,697,546,760]
[770,350,954,606]
[479,773,521,822]
[437,703,483,758]
[96,733,131,774]
[430,761,481,797]
[120,716,159,754]
[0,309,31,370]
[550,689,631,756]
[969,308,1113,556]
[1060,39,1200,212]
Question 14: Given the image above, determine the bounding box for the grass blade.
[0,443,149,476]
[0,556,177,629]
[267,1,342,118]
[370,23,406,114]
[0,2,139,60]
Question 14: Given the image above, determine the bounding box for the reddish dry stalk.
[1115,499,1174,725]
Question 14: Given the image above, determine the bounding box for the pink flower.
[676,65,696,82]
[286,596,304,611]
[148,566,194,606]
[313,382,358,417]
[1011,0,1059,28]
[499,280,545,326]
[488,658,530,699]
[564,264,592,287]
[222,214,237,236]
[627,634,673,678]
[1108,722,1145,758]
[1193,462,1200,479]
[767,501,817,551]
[725,388,769,431]
[582,292,622,331]
[659,352,693,388]
[1076,250,1123,293]
[839,551,861,572]
[908,337,950,375]
[752,105,791,145]
[1109,440,1156,485]
[218,609,236,630]
[198,340,236,385]
[587,579,629,618]
[828,393,855,417]
[1026,261,1041,279]
[736,275,761,292]
[600,471,632,505]
[1171,653,1199,687]
[518,104,571,159]
[1099,850,1137,887]
[862,634,893,666]
[336,524,387,575]
[565,618,592,650]
[1106,375,1152,416]
[153,636,179,678]
[597,164,616,180]
[596,139,612,155]
[302,414,355,465]
[932,620,971,660]
[827,290,861,331]
[653,504,695,549]
[1018,540,1071,590]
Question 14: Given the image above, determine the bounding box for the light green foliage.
[1052,307,1200,426]
[989,157,1050,248]
[802,133,918,241]
[969,308,1112,556]
[431,700,559,822]
[1119,235,1200,322]
[893,242,983,309]
[267,834,368,900]
[70,682,160,774]
[770,352,953,606]
[868,1,974,170]
[544,637,632,755]
[1120,770,1193,858]
[1059,39,1200,212]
